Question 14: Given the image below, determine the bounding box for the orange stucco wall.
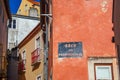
[49,0,116,80]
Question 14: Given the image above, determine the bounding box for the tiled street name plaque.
[58,42,83,58]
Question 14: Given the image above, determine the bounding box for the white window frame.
[22,50,26,65]
[94,63,113,80]
[36,74,42,80]
[35,36,40,49]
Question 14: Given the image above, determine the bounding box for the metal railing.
[31,48,42,66]
[18,60,26,72]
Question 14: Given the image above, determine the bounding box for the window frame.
[29,7,38,17]
[35,36,40,49]
[22,50,26,67]
[94,63,114,80]
[13,19,16,29]
[8,20,12,28]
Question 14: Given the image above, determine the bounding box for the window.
[29,7,38,17]
[22,51,26,60]
[8,19,16,29]
[36,75,41,80]
[8,20,12,28]
[13,20,16,29]
[94,63,113,80]
[36,37,40,49]
[22,50,26,66]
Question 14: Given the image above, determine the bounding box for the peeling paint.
[100,0,108,13]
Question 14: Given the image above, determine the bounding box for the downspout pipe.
[40,14,52,80]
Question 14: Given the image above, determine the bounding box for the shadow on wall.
[32,62,41,71]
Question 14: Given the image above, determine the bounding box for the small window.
[8,20,12,28]
[36,75,41,80]
[13,20,16,29]
[29,7,38,17]
[22,50,26,65]
[36,37,40,49]
[94,63,113,80]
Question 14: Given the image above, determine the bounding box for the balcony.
[31,48,41,66]
[18,60,26,73]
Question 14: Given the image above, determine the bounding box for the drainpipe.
[41,14,52,80]
[45,21,48,80]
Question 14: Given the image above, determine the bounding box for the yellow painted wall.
[18,30,44,80]
[17,0,40,17]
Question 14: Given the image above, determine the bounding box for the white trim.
[35,36,40,49]
[22,49,26,60]
[95,65,112,80]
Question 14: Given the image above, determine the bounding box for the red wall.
[49,0,115,80]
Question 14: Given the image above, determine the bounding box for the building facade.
[40,0,119,80]
[17,0,40,17]
[18,23,44,80]
[8,14,39,50]
[0,0,11,80]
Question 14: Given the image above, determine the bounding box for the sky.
[35,0,40,1]
[9,0,40,14]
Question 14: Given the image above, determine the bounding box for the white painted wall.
[8,15,39,50]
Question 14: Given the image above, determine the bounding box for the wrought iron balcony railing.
[31,48,41,66]
[18,60,26,72]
